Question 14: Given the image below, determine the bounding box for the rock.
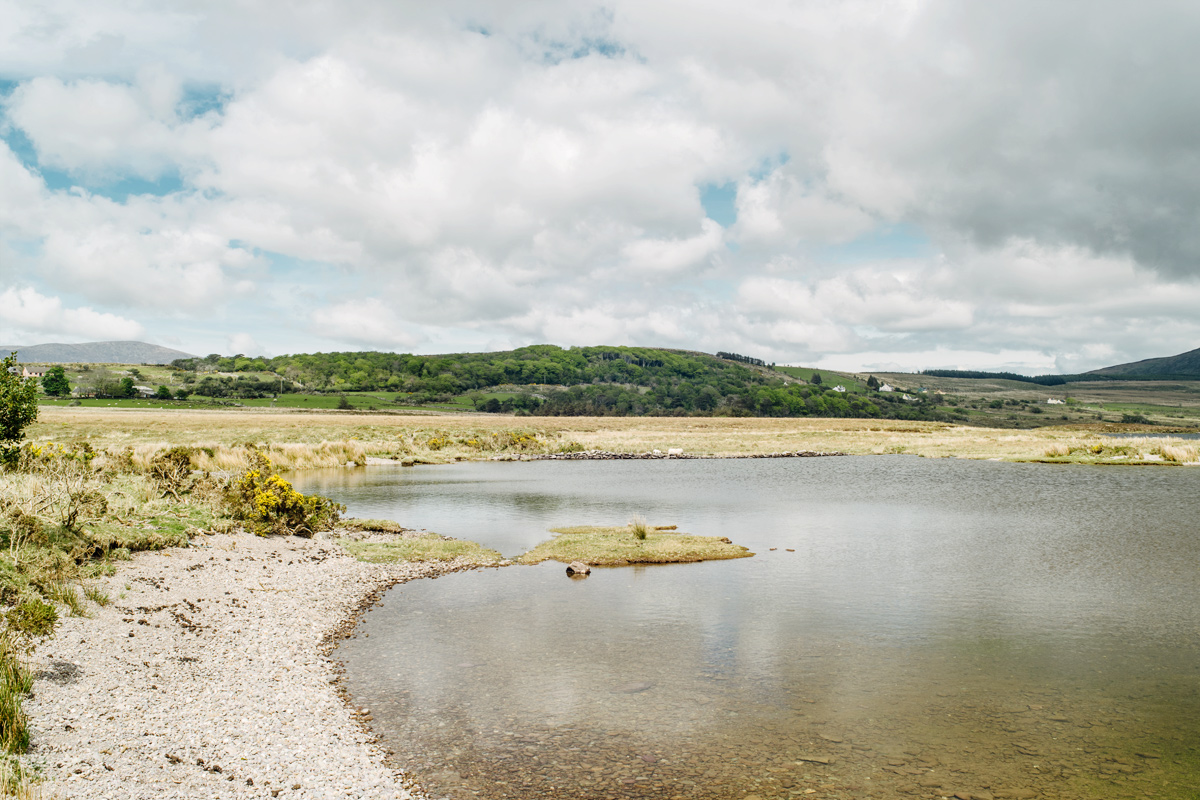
[617,681,654,693]
[566,561,591,575]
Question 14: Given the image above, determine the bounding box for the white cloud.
[226,332,267,357]
[0,286,144,341]
[1,0,1199,369]
[311,298,420,349]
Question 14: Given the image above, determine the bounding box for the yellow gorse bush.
[226,450,344,537]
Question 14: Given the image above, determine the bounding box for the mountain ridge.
[1085,346,1200,379]
[1,341,196,365]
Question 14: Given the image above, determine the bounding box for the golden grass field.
[27,407,1200,465]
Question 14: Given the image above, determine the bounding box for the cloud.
[227,332,267,357]
[311,298,421,349]
[1,0,1199,369]
[1,286,145,341]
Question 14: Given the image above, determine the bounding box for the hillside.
[171,345,952,421]
[1086,346,1200,379]
[3,341,195,365]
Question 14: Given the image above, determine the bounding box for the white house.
[831,385,847,393]
[878,383,895,392]
[1046,397,1065,405]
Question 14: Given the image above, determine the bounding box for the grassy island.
[516,524,754,566]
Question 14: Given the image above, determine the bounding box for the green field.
[774,366,868,392]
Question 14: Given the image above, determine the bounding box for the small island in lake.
[516,523,754,566]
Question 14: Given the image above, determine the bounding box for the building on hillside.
[1046,397,1065,405]
[831,385,847,392]
[21,367,47,379]
[878,383,895,392]
[135,385,157,398]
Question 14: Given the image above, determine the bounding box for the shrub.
[225,450,343,536]
[148,446,195,499]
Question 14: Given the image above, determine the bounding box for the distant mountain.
[0,341,195,365]
[1087,346,1200,379]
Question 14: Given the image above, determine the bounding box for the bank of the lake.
[21,529,484,800]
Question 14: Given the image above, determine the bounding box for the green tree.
[867,375,880,389]
[154,385,173,400]
[41,365,71,396]
[810,372,822,385]
[1,353,39,459]
[174,388,191,400]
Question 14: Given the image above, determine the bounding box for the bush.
[225,450,343,536]
[148,446,195,499]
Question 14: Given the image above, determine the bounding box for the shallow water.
[299,458,1200,799]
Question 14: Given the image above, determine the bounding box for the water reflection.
[314,458,1200,799]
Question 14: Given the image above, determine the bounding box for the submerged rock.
[566,561,591,575]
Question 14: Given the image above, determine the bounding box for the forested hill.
[171,345,953,420]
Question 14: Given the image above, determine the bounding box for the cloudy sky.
[2,0,1199,373]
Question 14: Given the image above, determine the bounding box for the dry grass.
[30,407,1199,464]
[517,525,754,566]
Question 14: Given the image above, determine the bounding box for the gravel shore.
[22,532,472,800]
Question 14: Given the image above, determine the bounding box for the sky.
[2,0,1199,374]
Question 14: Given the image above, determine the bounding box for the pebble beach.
[21,531,472,800]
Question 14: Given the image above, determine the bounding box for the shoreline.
[22,530,482,800]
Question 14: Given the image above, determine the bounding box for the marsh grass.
[517,525,754,566]
[340,518,407,533]
[630,514,649,540]
[0,634,32,757]
[338,535,503,565]
[1040,437,1199,464]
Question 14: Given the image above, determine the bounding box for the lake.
[295,457,1200,799]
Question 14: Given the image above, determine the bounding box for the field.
[774,366,869,392]
[25,407,1200,465]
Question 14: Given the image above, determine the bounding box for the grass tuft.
[630,514,649,540]
[82,583,111,607]
[43,582,87,618]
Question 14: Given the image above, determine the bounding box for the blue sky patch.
[819,223,936,263]
[700,182,737,228]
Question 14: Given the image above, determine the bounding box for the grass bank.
[516,524,754,566]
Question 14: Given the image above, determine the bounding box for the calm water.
[296,458,1200,800]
